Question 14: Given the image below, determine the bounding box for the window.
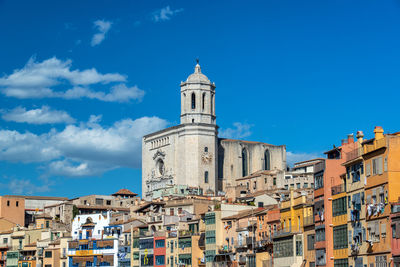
[95,198,103,205]
[366,163,371,177]
[264,150,270,170]
[45,251,52,258]
[376,256,387,267]
[3,238,7,244]
[303,183,309,188]
[205,250,215,263]
[7,200,10,206]
[333,197,347,217]
[202,93,206,110]
[284,185,288,190]
[334,259,349,267]
[242,148,248,177]
[307,234,315,250]
[315,174,324,189]
[372,157,383,175]
[274,238,293,258]
[296,238,303,256]
[205,230,216,244]
[46,221,50,228]
[296,183,301,189]
[191,93,196,109]
[205,213,215,225]
[273,178,276,186]
[316,249,326,266]
[333,225,348,249]
[316,227,325,242]
[156,255,165,266]
[106,200,111,205]
[204,171,209,183]
[170,208,174,216]
[16,201,19,207]
[155,239,165,248]
[178,207,182,214]
[204,147,208,152]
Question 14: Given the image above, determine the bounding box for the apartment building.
[363,127,400,267]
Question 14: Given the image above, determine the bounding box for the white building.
[142,62,286,200]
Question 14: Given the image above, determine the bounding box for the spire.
[195,58,201,74]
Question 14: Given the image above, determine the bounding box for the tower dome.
[180,60,216,125]
[186,62,211,84]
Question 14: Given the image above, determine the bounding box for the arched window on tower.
[204,171,209,184]
[242,148,248,177]
[211,94,214,115]
[191,93,196,109]
[264,150,270,170]
[202,93,206,111]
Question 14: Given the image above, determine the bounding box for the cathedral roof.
[185,62,211,84]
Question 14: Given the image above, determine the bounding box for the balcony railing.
[303,216,314,226]
[364,138,386,154]
[331,184,346,195]
[345,147,363,162]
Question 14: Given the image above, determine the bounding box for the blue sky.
[1,0,400,198]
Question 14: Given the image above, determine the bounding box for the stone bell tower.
[180,60,216,125]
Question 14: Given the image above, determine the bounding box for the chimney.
[356,131,364,143]
[347,134,354,143]
[374,126,384,140]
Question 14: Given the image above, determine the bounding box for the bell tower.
[180,60,216,125]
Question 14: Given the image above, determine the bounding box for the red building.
[154,235,166,267]
[391,202,400,267]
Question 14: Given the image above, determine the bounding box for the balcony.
[218,245,233,254]
[273,227,295,238]
[303,216,315,226]
[331,184,346,195]
[345,147,362,162]
[179,230,199,237]
[234,237,254,249]
[364,138,386,154]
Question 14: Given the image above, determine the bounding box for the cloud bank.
[0,116,168,177]
[0,57,144,102]
[2,106,75,124]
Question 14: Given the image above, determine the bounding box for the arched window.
[202,93,206,110]
[204,147,208,152]
[264,150,270,170]
[211,94,214,114]
[191,93,196,109]
[204,171,209,183]
[242,148,248,177]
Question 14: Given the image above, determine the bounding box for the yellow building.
[363,127,400,267]
[343,131,367,267]
[274,190,313,267]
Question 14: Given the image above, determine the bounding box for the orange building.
[314,135,355,267]
[363,127,400,267]
[0,196,25,226]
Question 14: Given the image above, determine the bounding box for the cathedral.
[142,62,286,200]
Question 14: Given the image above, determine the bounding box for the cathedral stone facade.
[142,62,286,200]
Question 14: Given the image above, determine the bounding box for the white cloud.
[0,116,168,177]
[2,106,75,124]
[152,6,183,22]
[6,179,50,195]
[286,151,323,166]
[219,122,253,139]
[0,57,144,102]
[91,20,112,46]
